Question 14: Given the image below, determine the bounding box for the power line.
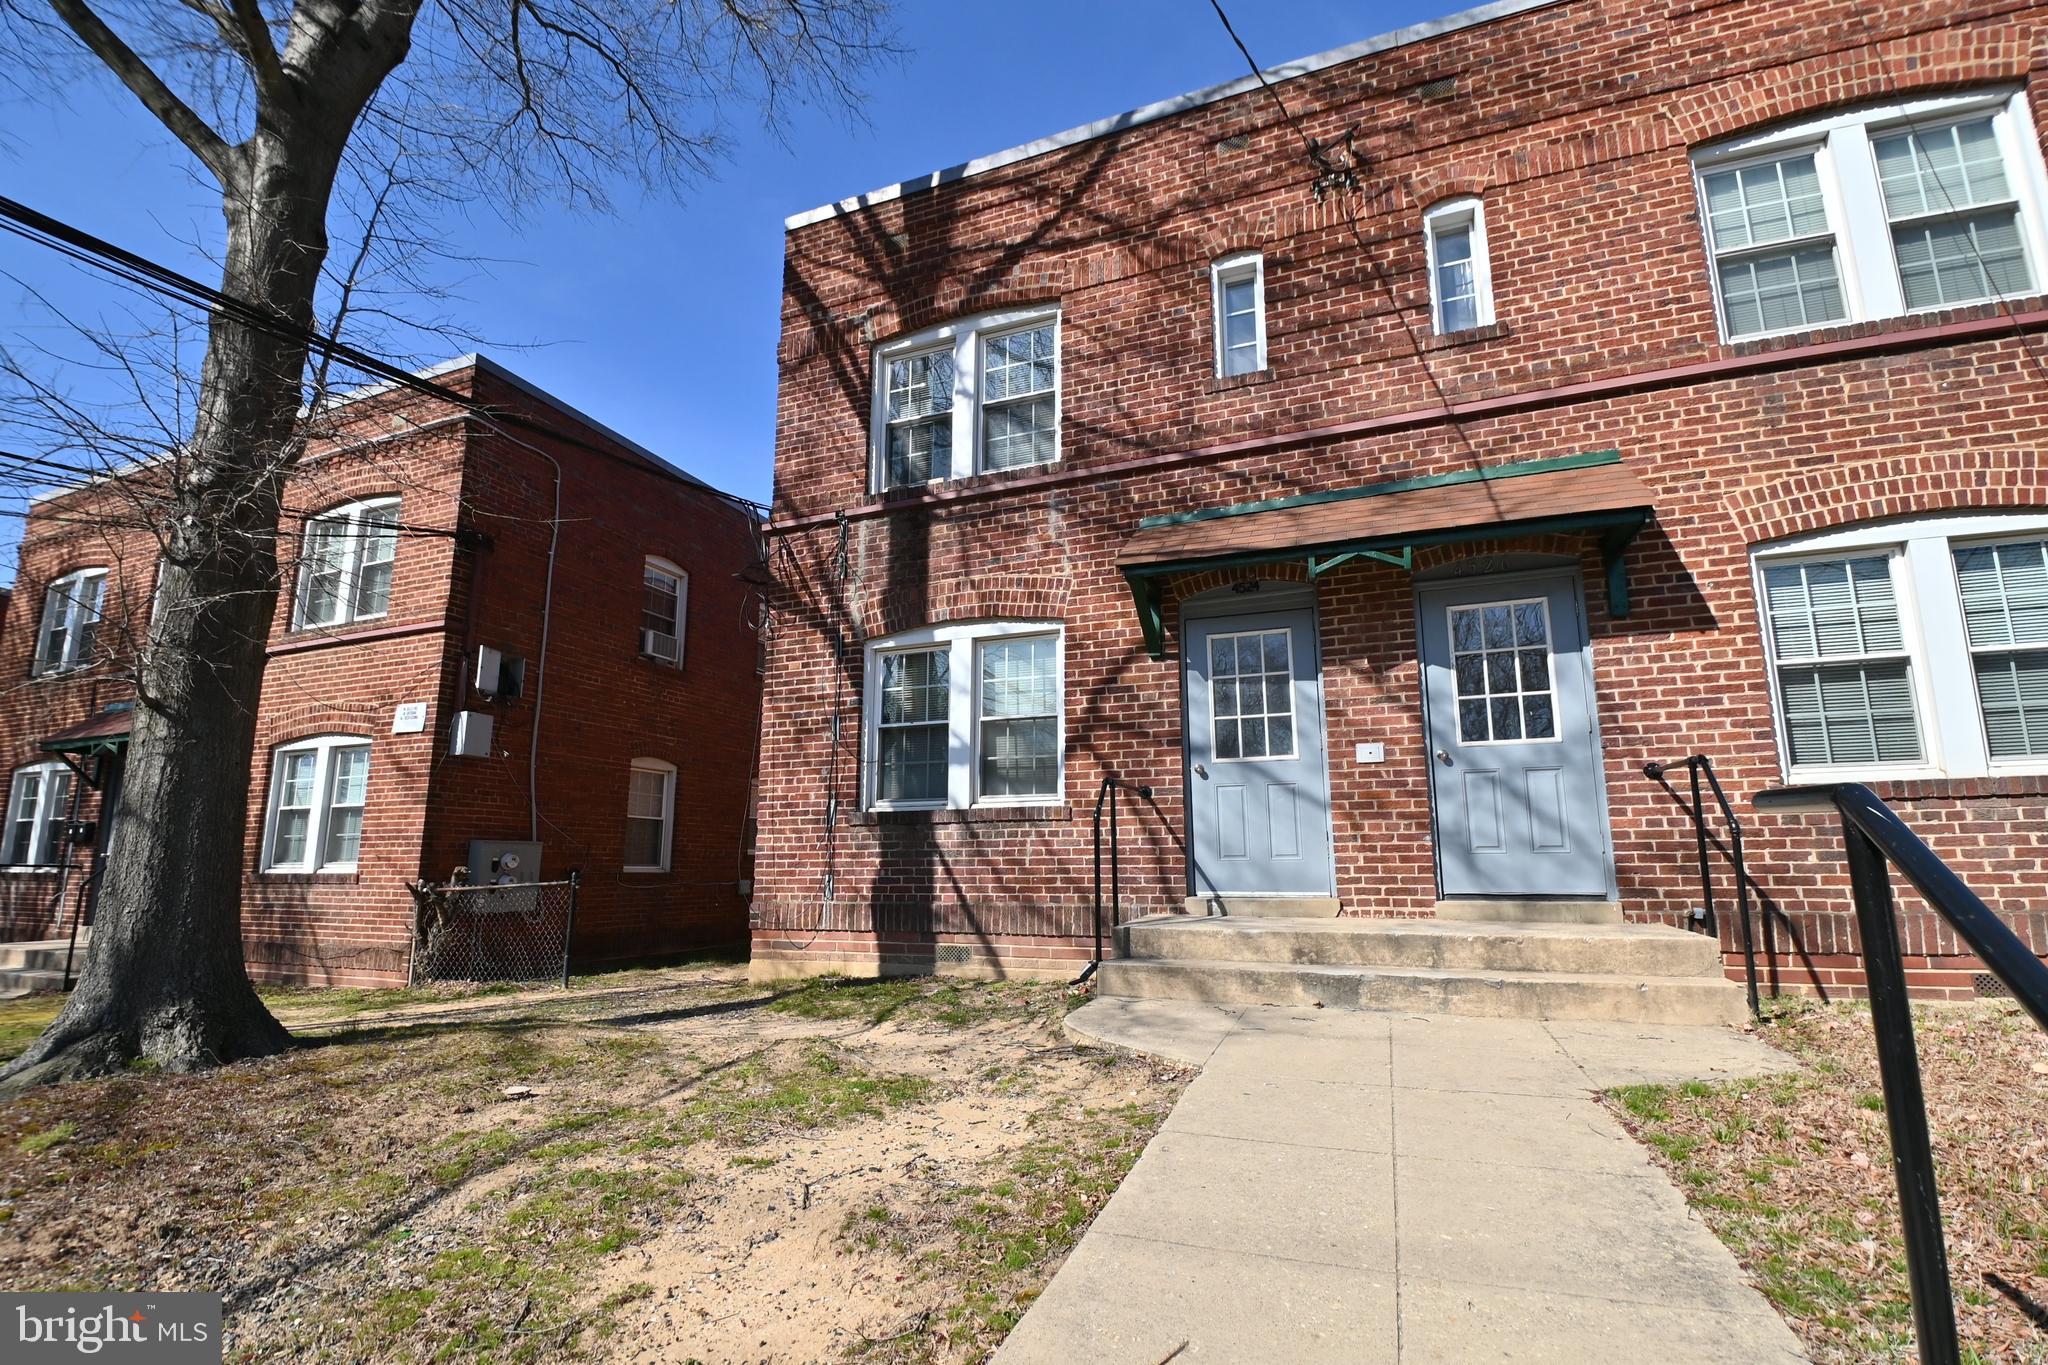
[0,194,770,515]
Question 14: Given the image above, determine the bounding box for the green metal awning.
[40,705,133,757]
[1116,450,1654,658]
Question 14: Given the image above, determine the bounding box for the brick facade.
[755,0,2048,997]
[0,357,763,986]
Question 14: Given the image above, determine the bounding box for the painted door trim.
[1179,591,1337,898]
[1414,566,1618,901]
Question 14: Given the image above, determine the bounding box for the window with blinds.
[1693,90,2046,342]
[1762,556,1924,767]
[1953,538,2048,758]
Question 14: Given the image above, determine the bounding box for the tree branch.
[45,0,235,180]
[177,0,289,106]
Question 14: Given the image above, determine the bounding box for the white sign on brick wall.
[392,702,427,734]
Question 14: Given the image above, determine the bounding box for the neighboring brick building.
[754,0,2048,1000]
[0,356,763,986]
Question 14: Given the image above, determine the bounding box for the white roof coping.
[784,0,1563,232]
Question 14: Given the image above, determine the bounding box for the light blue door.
[1186,610,1334,896]
[1419,575,1612,898]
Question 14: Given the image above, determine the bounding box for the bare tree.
[0,0,892,1086]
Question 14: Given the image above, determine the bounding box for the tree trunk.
[2,76,389,1087]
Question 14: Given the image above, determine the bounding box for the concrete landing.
[994,998,1806,1365]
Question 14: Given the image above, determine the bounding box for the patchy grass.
[838,1092,1174,1363]
[0,995,64,1065]
[1603,1000,2048,1364]
[0,963,1183,1363]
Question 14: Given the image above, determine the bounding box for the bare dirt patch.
[1602,1000,2048,1364]
[0,967,1187,1362]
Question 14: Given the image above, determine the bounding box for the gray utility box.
[467,840,543,886]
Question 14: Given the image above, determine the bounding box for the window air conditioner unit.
[642,629,680,664]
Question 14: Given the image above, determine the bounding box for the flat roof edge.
[783,0,1564,232]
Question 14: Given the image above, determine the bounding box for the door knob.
[1434,748,1452,766]
[1194,763,1209,779]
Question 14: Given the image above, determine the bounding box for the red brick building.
[0,356,763,986]
[754,0,2048,1000]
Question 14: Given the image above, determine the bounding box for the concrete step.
[0,966,68,999]
[1095,957,1748,1027]
[1184,895,1341,919]
[1436,899,1622,925]
[0,938,84,972]
[1120,916,1722,978]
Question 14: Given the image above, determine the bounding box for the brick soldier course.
[754,0,2048,997]
[0,356,763,986]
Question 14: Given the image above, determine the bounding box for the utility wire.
[0,195,771,515]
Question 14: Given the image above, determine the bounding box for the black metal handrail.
[1755,783,2048,1365]
[1645,755,1763,1017]
[1076,776,1151,985]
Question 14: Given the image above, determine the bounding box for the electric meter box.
[467,840,543,886]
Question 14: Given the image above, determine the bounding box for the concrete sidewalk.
[994,999,1809,1365]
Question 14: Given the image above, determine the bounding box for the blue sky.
[0,0,1446,582]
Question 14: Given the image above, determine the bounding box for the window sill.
[0,865,66,876]
[1723,293,2048,360]
[1207,366,1276,394]
[256,869,362,884]
[853,805,1070,826]
[1420,321,1510,353]
[873,460,1063,505]
[622,866,672,876]
[1777,772,2048,801]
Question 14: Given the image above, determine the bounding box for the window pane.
[1716,248,1846,337]
[278,751,319,810]
[1873,119,2010,220]
[1955,540,2048,647]
[1223,277,1256,316]
[980,718,1057,797]
[982,396,1056,471]
[885,418,951,488]
[352,505,399,617]
[1974,651,2048,758]
[881,650,949,724]
[1223,310,1258,349]
[271,809,310,866]
[300,519,351,625]
[886,349,955,421]
[878,723,948,801]
[5,771,41,864]
[325,746,370,868]
[643,565,681,637]
[1778,661,1923,766]
[980,638,1055,718]
[627,768,669,819]
[1892,209,2033,310]
[1704,155,1830,252]
[324,806,363,866]
[982,325,1055,402]
[624,817,666,868]
[1764,557,1900,660]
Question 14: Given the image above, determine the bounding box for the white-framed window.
[1447,598,1560,744]
[261,735,372,872]
[1207,628,1297,760]
[1424,198,1495,334]
[2,761,73,867]
[871,308,1060,492]
[33,568,107,676]
[293,496,400,630]
[641,557,688,665]
[1752,510,2048,781]
[1694,88,2048,341]
[863,621,1064,810]
[1211,252,1267,376]
[624,758,676,872]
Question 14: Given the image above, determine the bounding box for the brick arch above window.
[862,574,1068,639]
[1667,32,2033,146]
[1731,450,2048,548]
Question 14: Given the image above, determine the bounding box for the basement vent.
[1216,132,1251,153]
[934,944,974,966]
[1973,972,2011,999]
[1415,76,1459,101]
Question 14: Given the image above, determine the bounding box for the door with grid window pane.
[1419,575,1612,898]
[1184,610,1332,896]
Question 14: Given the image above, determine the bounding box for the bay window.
[864,622,1064,809]
[871,309,1060,492]
[1754,512,2048,781]
[1694,89,2048,341]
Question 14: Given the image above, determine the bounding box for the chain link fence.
[407,874,580,986]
